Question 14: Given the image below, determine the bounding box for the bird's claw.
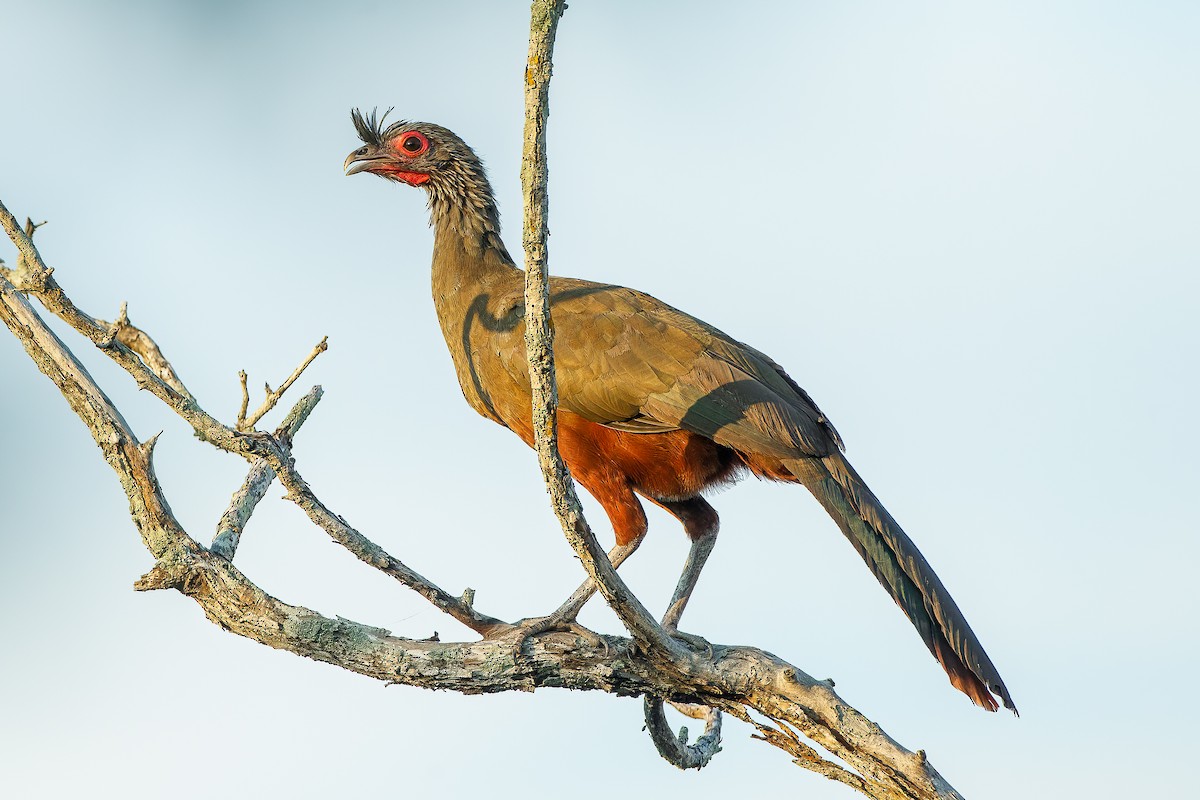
[498,614,610,661]
[664,626,714,659]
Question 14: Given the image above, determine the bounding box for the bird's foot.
[663,625,714,659]
[497,613,609,660]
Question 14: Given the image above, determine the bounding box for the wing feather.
[498,277,841,457]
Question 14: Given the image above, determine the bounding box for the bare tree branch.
[237,337,329,431]
[519,0,732,768]
[237,369,250,423]
[211,385,324,559]
[1,186,968,799]
[0,200,504,636]
[521,0,676,658]
[644,697,724,769]
[93,303,195,400]
[0,4,977,792]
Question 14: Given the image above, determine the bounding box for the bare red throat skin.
[379,167,430,186]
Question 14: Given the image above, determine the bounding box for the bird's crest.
[351,107,395,148]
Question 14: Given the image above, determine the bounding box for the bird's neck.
[426,161,516,271]
[430,218,517,297]
[428,181,519,296]
[426,175,523,425]
[427,170,520,327]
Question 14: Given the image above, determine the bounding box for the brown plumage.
[345,110,1016,713]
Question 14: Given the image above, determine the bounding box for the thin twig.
[97,301,128,347]
[0,206,52,288]
[236,371,250,428]
[239,337,328,431]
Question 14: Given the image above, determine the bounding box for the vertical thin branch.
[519,0,674,653]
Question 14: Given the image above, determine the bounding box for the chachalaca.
[344,110,1016,713]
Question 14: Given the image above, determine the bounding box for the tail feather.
[786,452,1016,713]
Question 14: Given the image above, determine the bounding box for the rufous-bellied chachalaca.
[344,110,1016,713]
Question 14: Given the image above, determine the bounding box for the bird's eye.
[396,132,429,156]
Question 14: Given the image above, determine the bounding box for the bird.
[344,109,1016,713]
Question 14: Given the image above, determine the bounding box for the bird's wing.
[497,279,842,457]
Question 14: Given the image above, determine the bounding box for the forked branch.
[236,337,329,431]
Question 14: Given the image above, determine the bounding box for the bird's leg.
[504,483,649,654]
[533,476,649,624]
[661,533,717,630]
[546,533,646,622]
[504,535,644,656]
[652,497,720,653]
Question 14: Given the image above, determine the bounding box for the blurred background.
[2,2,1197,798]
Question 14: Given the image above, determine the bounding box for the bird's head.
[344,109,478,189]
[345,109,508,256]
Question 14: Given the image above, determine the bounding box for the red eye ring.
[392,131,429,157]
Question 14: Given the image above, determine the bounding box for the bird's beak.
[344,147,390,176]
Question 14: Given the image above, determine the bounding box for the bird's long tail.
[785,451,1016,713]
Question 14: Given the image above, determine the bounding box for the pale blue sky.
[2,2,1197,798]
